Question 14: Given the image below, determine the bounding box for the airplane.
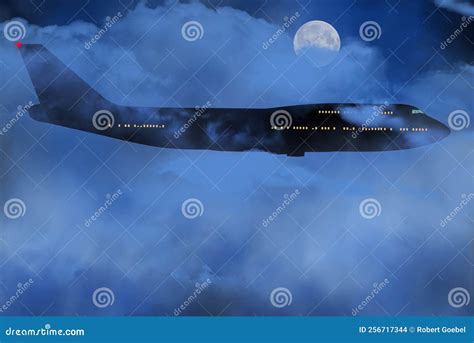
[20,44,450,156]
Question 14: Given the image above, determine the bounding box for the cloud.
[2,1,393,108]
[0,0,472,316]
[434,0,474,15]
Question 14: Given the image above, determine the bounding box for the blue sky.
[0,0,473,316]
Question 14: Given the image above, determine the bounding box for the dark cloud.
[0,0,472,316]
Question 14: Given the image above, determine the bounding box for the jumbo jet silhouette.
[20,45,450,156]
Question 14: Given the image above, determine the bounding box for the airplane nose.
[428,116,451,144]
[408,104,450,144]
[441,121,451,137]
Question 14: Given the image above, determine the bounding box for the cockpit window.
[412,109,424,114]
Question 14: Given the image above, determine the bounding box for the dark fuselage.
[21,45,450,156]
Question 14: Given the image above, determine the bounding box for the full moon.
[293,21,341,66]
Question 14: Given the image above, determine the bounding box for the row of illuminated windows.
[271,126,336,130]
[118,124,166,128]
[342,127,392,131]
[116,124,428,132]
[271,126,429,132]
[400,127,428,131]
[317,110,340,114]
[316,110,395,115]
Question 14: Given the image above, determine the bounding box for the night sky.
[0,0,473,316]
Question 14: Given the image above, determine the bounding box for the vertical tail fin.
[19,44,111,126]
